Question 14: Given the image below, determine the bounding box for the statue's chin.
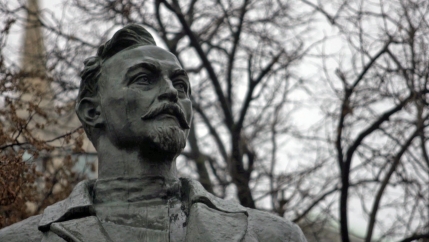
[148,126,187,155]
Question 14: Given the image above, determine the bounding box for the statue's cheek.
[181,99,193,123]
[125,88,153,121]
[98,90,128,143]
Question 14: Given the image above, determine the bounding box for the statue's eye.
[174,82,187,93]
[132,74,153,85]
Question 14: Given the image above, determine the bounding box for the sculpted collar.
[38,177,247,231]
[93,176,182,203]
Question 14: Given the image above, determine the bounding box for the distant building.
[19,0,97,213]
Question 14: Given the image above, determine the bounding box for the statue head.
[76,24,192,157]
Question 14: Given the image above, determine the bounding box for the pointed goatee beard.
[148,126,187,154]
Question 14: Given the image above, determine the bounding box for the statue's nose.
[157,78,178,103]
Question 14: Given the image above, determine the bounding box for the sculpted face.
[98,45,192,154]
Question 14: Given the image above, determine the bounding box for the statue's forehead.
[103,45,181,68]
[99,45,188,90]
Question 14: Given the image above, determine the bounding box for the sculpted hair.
[76,24,156,142]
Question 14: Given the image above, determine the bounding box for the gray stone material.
[0,24,307,242]
[1,179,306,241]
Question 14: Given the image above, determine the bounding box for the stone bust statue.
[0,24,307,242]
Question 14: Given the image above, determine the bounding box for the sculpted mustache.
[141,103,190,129]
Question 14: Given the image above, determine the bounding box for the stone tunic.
[92,177,187,242]
[0,178,308,242]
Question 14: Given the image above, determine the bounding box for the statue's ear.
[76,97,104,127]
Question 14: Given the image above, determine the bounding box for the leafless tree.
[301,0,429,241]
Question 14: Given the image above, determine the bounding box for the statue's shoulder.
[0,180,94,242]
[0,214,44,242]
[246,208,307,242]
[181,178,306,241]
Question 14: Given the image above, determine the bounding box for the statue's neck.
[95,137,179,180]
